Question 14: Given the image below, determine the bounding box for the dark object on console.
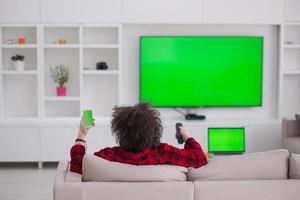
[96,62,108,70]
[175,123,184,144]
[185,113,206,120]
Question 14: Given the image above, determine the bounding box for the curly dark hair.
[111,103,163,153]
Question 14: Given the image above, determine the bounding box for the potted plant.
[50,64,70,96]
[11,54,25,71]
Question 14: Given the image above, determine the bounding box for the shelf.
[1,70,37,75]
[284,44,300,49]
[2,48,37,71]
[82,48,118,70]
[283,70,300,75]
[1,44,37,48]
[44,48,80,97]
[44,96,80,101]
[83,27,118,45]
[83,75,118,117]
[1,26,37,44]
[82,44,119,49]
[82,70,119,75]
[43,44,80,48]
[2,75,38,117]
[44,27,79,45]
[45,101,80,117]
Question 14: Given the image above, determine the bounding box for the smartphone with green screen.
[83,110,93,127]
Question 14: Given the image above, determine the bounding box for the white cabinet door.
[40,127,77,161]
[0,0,39,23]
[285,0,300,21]
[203,0,284,24]
[41,0,81,23]
[0,128,39,161]
[123,0,203,23]
[80,0,122,23]
[40,126,115,161]
[41,0,122,23]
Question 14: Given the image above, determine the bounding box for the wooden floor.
[0,163,57,200]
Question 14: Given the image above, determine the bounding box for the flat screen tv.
[140,36,263,107]
[208,127,245,153]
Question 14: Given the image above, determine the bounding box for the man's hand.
[180,127,192,142]
[77,117,94,140]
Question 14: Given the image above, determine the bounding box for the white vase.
[14,61,25,71]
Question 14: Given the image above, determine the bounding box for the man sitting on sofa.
[70,103,208,174]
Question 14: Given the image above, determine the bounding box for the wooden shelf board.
[43,44,80,48]
[1,70,37,75]
[82,44,119,49]
[82,70,119,75]
[44,96,80,101]
[1,44,37,48]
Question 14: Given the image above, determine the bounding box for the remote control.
[175,123,184,144]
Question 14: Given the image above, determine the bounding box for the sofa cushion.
[187,149,289,181]
[283,137,300,154]
[82,154,188,182]
[289,154,300,179]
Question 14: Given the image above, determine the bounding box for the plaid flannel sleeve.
[161,138,208,168]
[70,144,86,175]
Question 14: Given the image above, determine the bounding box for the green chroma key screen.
[140,36,263,107]
[208,128,245,153]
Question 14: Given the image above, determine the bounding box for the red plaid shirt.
[70,138,207,174]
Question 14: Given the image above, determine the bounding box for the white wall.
[121,24,279,120]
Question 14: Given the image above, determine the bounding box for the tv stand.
[185,113,206,120]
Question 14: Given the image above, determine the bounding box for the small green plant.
[11,54,25,61]
[50,64,70,87]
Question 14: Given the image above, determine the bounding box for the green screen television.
[140,36,263,107]
[208,128,245,153]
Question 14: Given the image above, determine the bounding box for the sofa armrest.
[282,119,300,139]
[53,161,83,200]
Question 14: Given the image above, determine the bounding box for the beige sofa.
[54,149,300,200]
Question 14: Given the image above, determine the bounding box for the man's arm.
[161,127,207,168]
[70,144,85,174]
[69,117,94,174]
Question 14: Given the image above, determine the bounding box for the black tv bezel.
[207,127,246,153]
[139,35,264,108]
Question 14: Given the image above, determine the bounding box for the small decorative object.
[53,38,67,44]
[50,64,70,96]
[7,39,14,44]
[96,62,108,70]
[18,37,25,44]
[286,41,293,45]
[58,38,66,44]
[11,54,25,71]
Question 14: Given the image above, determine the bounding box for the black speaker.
[96,62,108,70]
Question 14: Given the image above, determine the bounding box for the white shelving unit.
[278,22,300,118]
[0,24,121,120]
[81,25,121,118]
[0,25,39,118]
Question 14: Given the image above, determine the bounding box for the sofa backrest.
[82,154,188,182]
[188,149,289,181]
